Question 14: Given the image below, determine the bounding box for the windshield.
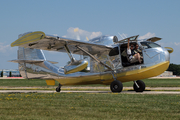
[140,42,161,49]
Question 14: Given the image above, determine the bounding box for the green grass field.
[0,79,180,119]
[0,79,180,87]
[0,93,180,120]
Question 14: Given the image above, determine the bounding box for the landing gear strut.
[133,80,145,92]
[56,83,61,92]
[110,80,123,93]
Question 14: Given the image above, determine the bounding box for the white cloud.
[63,27,102,41]
[139,32,156,40]
[174,42,180,46]
[0,43,11,53]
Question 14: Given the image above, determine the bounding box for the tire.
[56,87,61,92]
[133,80,145,92]
[110,81,123,93]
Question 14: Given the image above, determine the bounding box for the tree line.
[167,63,180,76]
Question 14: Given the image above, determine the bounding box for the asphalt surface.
[0,90,180,94]
[0,87,180,94]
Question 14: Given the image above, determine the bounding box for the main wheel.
[56,87,61,92]
[133,80,145,92]
[110,81,123,93]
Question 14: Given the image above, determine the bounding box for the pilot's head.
[135,44,139,49]
[130,44,134,49]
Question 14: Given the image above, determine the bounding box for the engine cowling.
[89,35,118,45]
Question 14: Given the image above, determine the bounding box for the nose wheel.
[110,80,123,93]
[133,80,145,92]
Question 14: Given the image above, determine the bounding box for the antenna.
[118,32,125,39]
[122,33,127,38]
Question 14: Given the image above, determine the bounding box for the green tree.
[167,63,180,76]
[9,71,12,77]
[1,71,3,77]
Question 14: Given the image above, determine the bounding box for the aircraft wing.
[11,31,113,55]
[146,37,161,42]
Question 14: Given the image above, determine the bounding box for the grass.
[0,79,180,87]
[0,79,180,119]
[0,93,180,120]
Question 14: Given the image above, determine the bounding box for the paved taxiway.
[0,87,180,94]
[0,90,180,94]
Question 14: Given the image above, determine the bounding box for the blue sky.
[0,0,180,69]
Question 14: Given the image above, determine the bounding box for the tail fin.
[18,47,46,60]
[10,47,46,79]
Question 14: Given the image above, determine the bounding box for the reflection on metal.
[116,35,139,44]
[76,45,113,71]
[64,60,88,74]
[10,31,173,86]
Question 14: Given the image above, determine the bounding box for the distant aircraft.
[10,31,173,92]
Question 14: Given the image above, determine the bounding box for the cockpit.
[109,35,163,68]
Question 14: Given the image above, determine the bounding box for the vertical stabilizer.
[17,47,46,79]
[18,47,46,60]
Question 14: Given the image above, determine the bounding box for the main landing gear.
[56,83,61,92]
[110,80,123,93]
[133,80,146,92]
[110,80,146,93]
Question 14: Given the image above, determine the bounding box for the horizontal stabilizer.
[9,59,44,63]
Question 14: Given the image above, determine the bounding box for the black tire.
[133,80,145,92]
[56,87,61,92]
[110,81,123,93]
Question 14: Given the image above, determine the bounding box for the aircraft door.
[108,46,122,70]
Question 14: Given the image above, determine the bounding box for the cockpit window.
[140,42,161,49]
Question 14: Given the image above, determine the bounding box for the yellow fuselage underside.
[50,61,169,85]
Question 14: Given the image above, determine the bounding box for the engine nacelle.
[89,35,118,45]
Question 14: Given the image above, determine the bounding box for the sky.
[0,0,180,69]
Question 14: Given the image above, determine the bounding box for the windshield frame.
[140,41,161,49]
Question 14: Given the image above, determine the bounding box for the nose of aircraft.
[164,47,173,62]
[164,49,170,62]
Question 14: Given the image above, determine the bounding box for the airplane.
[10,31,173,93]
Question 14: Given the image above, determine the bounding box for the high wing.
[11,31,114,55]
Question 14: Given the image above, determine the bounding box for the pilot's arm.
[127,38,130,50]
[127,38,131,55]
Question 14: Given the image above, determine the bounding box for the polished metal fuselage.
[16,33,170,85]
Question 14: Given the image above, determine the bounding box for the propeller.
[165,47,173,54]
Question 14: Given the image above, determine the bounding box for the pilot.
[134,44,143,57]
[127,39,142,63]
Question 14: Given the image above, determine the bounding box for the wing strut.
[76,45,113,71]
[64,43,76,62]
